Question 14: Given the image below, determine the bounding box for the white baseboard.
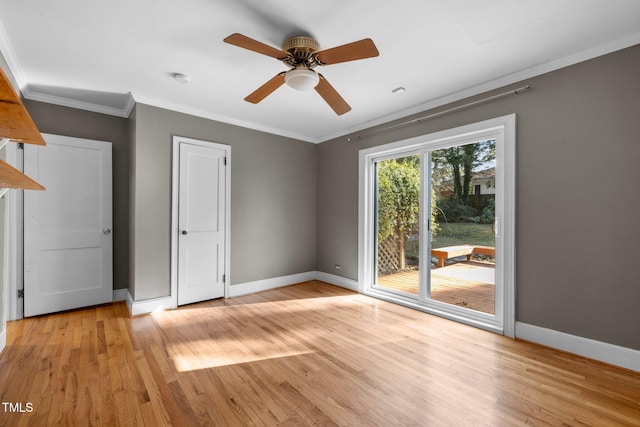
[119,286,174,317]
[228,271,317,298]
[129,296,174,316]
[125,289,134,315]
[314,271,359,291]
[124,272,319,316]
[124,271,357,316]
[112,288,129,302]
[516,322,640,372]
[226,271,359,298]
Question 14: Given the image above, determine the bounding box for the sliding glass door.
[427,140,496,315]
[361,116,515,335]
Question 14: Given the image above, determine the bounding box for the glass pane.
[430,140,496,314]
[375,155,420,295]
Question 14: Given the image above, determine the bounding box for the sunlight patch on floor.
[172,348,315,372]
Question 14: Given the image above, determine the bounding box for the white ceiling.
[1,0,640,143]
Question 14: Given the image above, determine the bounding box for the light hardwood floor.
[1,281,639,426]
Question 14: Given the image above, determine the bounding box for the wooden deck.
[377,261,495,314]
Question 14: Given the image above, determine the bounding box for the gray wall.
[23,100,131,291]
[317,44,640,351]
[131,104,317,301]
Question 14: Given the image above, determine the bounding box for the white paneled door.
[23,134,113,317]
[177,141,227,305]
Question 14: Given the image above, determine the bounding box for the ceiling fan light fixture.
[284,68,319,91]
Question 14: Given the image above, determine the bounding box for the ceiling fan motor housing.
[282,36,321,68]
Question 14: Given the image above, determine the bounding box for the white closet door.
[177,142,226,305]
[24,134,112,316]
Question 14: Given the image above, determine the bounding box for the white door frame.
[3,142,23,321]
[358,115,516,337]
[170,136,231,308]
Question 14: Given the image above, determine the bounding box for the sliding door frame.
[358,114,516,337]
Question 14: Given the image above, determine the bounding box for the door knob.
[181,230,188,235]
[103,228,111,235]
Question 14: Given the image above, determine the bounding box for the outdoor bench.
[431,245,495,268]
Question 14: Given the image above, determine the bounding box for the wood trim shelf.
[0,66,45,192]
[0,159,44,190]
[0,68,45,146]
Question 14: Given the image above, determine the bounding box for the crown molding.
[1,18,135,119]
[22,86,135,118]
[131,93,319,143]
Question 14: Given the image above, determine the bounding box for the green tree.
[433,140,495,204]
[377,156,433,270]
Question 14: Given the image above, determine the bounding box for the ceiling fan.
[223,33,379,115]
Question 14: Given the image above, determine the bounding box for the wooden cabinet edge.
[0,159,45,190]
[0,66,46,192]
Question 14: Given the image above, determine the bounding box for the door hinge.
[17,289,24,298]
[224,157,227,166]
[18,143,24,150]
[222,274,226,283]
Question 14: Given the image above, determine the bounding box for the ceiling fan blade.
[316,38,379,65]
[245,72,286,104]
[315,74,351,115]
[224,33,290,60]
